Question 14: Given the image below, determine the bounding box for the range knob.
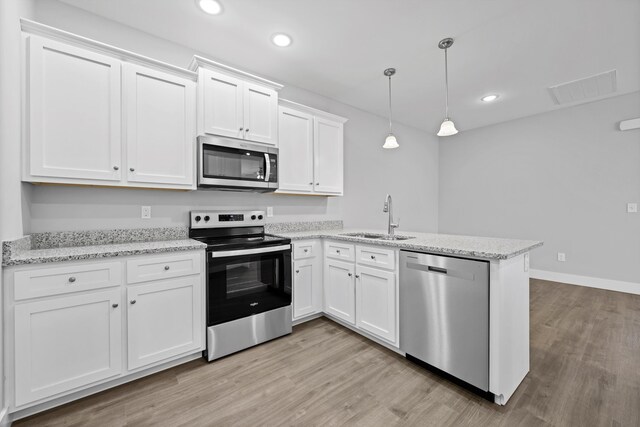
[194,215,201,222]
[251,215,257,220]
[204,215,210,222]
[258,215,264,220]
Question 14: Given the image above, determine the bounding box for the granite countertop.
[2,227,206,267]
[270,229,543,260]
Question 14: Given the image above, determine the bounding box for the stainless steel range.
[189,210,292,361]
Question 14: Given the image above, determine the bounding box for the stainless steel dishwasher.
[400,250,490,391]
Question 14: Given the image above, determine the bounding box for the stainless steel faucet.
[383,194,399,236]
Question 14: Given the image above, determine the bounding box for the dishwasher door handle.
[406,262,475,281]
[427,266,448,274]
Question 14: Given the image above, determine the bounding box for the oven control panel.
[190,210,266,228]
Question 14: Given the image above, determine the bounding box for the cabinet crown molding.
[279,99,348,124]
[189,55,283,91]
[20,19,197,81]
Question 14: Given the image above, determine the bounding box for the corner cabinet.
[276,100,347,196]
[3,251,205,413]
[21,21,197,190]
[190,55,281,146]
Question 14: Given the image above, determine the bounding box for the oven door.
[207,244,292,326]
[199,136,278,190]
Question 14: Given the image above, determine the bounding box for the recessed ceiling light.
[197,0,222,15]
[481,94,499,102]
[271,33,292,47]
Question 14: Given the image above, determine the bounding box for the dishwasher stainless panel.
[400,251,489,391]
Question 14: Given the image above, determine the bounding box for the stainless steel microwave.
[197,135,278,192]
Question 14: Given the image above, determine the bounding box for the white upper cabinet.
[277,100,347,196]
[26,35,122,182]
[202,69,244,139]
[123,63,195,187]
[278,106,314,193]
[191,55,282,146]
[314,116,344,195]
[22,21,197,190]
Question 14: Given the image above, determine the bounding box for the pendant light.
[437,38,459,137]
[383,68,399,149]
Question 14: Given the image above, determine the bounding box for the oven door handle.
[210,244,291,259]
[264,153,271,182]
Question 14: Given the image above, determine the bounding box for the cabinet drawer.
[127,252,201,284]
[14,262,121,301]
[293,240,317,260]
[356,246,396,270]
[325,241,355,262]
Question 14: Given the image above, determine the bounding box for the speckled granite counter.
[270,228,542,260]
[2,227,206,267]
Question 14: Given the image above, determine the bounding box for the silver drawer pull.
[355,274,360,279]
[336,249,341,254]
[370,255,376,260]
[113,166,119,171]
[296,270,300,274]
[130,300,137,305]
[348,272,352,277]
[68,277,76,283]
[112,303,119,308]
[164,265,170,271]
[304,249,309,253]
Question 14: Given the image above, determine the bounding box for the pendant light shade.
[383,68,399,149]
[437,38,458,137]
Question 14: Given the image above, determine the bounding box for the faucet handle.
[391,217,400,229]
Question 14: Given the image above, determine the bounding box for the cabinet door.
[277,106,314,193]
[356,265,396,343]
[313,117,344,195]
[14,289,122,406]
[27,35,122,182]
[324,259,355,324]
[124,64,195,187]
[127,276,203,370]
[293,258,322,320]
[202,69,244,139]
[243,83,278,145]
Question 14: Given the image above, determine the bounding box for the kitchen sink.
[340,232,415,241]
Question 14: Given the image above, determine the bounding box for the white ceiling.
[57,0,640,133]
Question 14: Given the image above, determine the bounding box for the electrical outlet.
[627,203,638,213]
[524,253,529,272]
[267,207,274,217]
[557,252,566,262]
[141,206,151,219]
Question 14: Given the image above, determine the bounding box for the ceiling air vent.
[548,70,617,105]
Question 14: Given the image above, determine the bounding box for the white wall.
[439,92,640,284]
[26,0,439,234]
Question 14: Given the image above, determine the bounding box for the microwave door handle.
[264,153,271,182]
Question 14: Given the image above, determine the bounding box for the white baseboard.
[530,269,640,295]
[0,407,10,427]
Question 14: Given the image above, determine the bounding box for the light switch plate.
[627,203,638,213]
[557,252,566,262]
[141,206,151,219]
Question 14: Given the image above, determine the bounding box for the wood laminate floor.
[15,279,640,426]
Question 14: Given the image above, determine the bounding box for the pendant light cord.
[444,48,449,120]
[388,75,393,133]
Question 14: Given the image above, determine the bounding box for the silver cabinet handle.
[295,270,300,274]
[336,249,341,254]
[348,272,352,277]
[316,182,320,185]
[130,300,136,305]
[129,167,135,172]
[113,166,119,171]
[245,128,250,132]
[309,182,313,185]
[112,303,119,308]
[68,277,76,283]
[355,274,360,279]
[304,249,309,253]
[164,265,170,270]
[370,255,376,260]
[239,127,244,131]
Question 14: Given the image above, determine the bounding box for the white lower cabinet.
[323,259,356,325]
[293,258,322,320]
[355,265,397,344]
[127,276,203,370]
[14,289,122,406]
[6,251,204,411]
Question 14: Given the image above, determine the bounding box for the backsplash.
[30,227,188,249]
[265,220,343,234]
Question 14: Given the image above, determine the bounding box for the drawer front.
[14,262,122,300]
[293,240,317,260]
[356,245,396,270]
[325,241,355,262]
[127,252,201,284]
